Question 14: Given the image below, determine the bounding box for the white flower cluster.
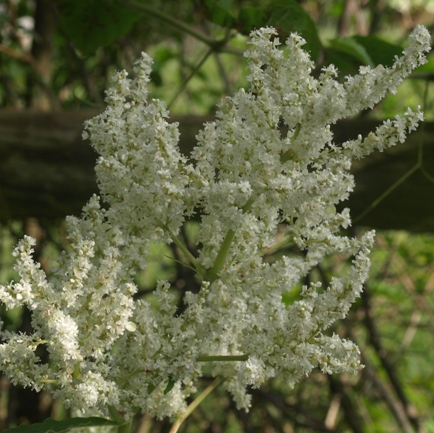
[0,26,430,419]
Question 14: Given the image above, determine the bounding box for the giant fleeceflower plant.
[0,26,431,420]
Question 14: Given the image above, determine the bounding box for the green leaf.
[150,46,177,87]
[201,0,235,27]
[324,47,360,76]
[237,7,268,34]
[265,0,322,62]
[3,417,118,433]
[353,35,404,67]
[329,37,375,67]
[282,287,302,306]
[217,0,233,11]
[59,0,143,55]
[414,53,434,73]
[164,376,176,395]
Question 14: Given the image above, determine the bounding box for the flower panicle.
[0,25,430,418]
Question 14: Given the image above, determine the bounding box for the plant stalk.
[169,379,221,433]
[206,199,255,282]
[206,229,236,282]
[108,406,131,433]
[157,220,207,277]
[197,354,248,362]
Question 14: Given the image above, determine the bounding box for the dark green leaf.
[59,0,143,55]
[265,0,322,62]
[324,47,360,76]
[282,287,302,306]
[217,0,233,11]
[329,37,375,67]
[2,417,118,433]
[237,7,268,34]
[353,35,403,67]
[414,54,434,73]
[150,47,177,87]
[201,0,235,27]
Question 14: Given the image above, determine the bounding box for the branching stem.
[157,220,207,277]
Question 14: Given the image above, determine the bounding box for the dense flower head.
[0,25,431,418]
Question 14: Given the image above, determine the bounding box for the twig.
[168,48,213,110]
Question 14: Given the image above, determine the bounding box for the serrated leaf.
[329,37,375,67]
[59,0,143,55]
[3,417,118,433]
[265,0,322,62]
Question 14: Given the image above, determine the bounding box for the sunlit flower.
[0,25,430,418]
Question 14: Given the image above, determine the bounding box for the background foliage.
[0,0,434,432]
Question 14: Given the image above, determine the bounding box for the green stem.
[157,220,207,277]
[39,378,60,384]
[261,236,293,256]
[206,229,236,282]
[169,229,207,277]
[421,166,434,184]
[242,198,255,213]
[117,420,132,433]
[108,406,126,425]
[169,379,221,433]
[168,48,214,109]
[72,362,81,380]
[197,354,248,362]
[206,199,255,282]
[108,406,131,433]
